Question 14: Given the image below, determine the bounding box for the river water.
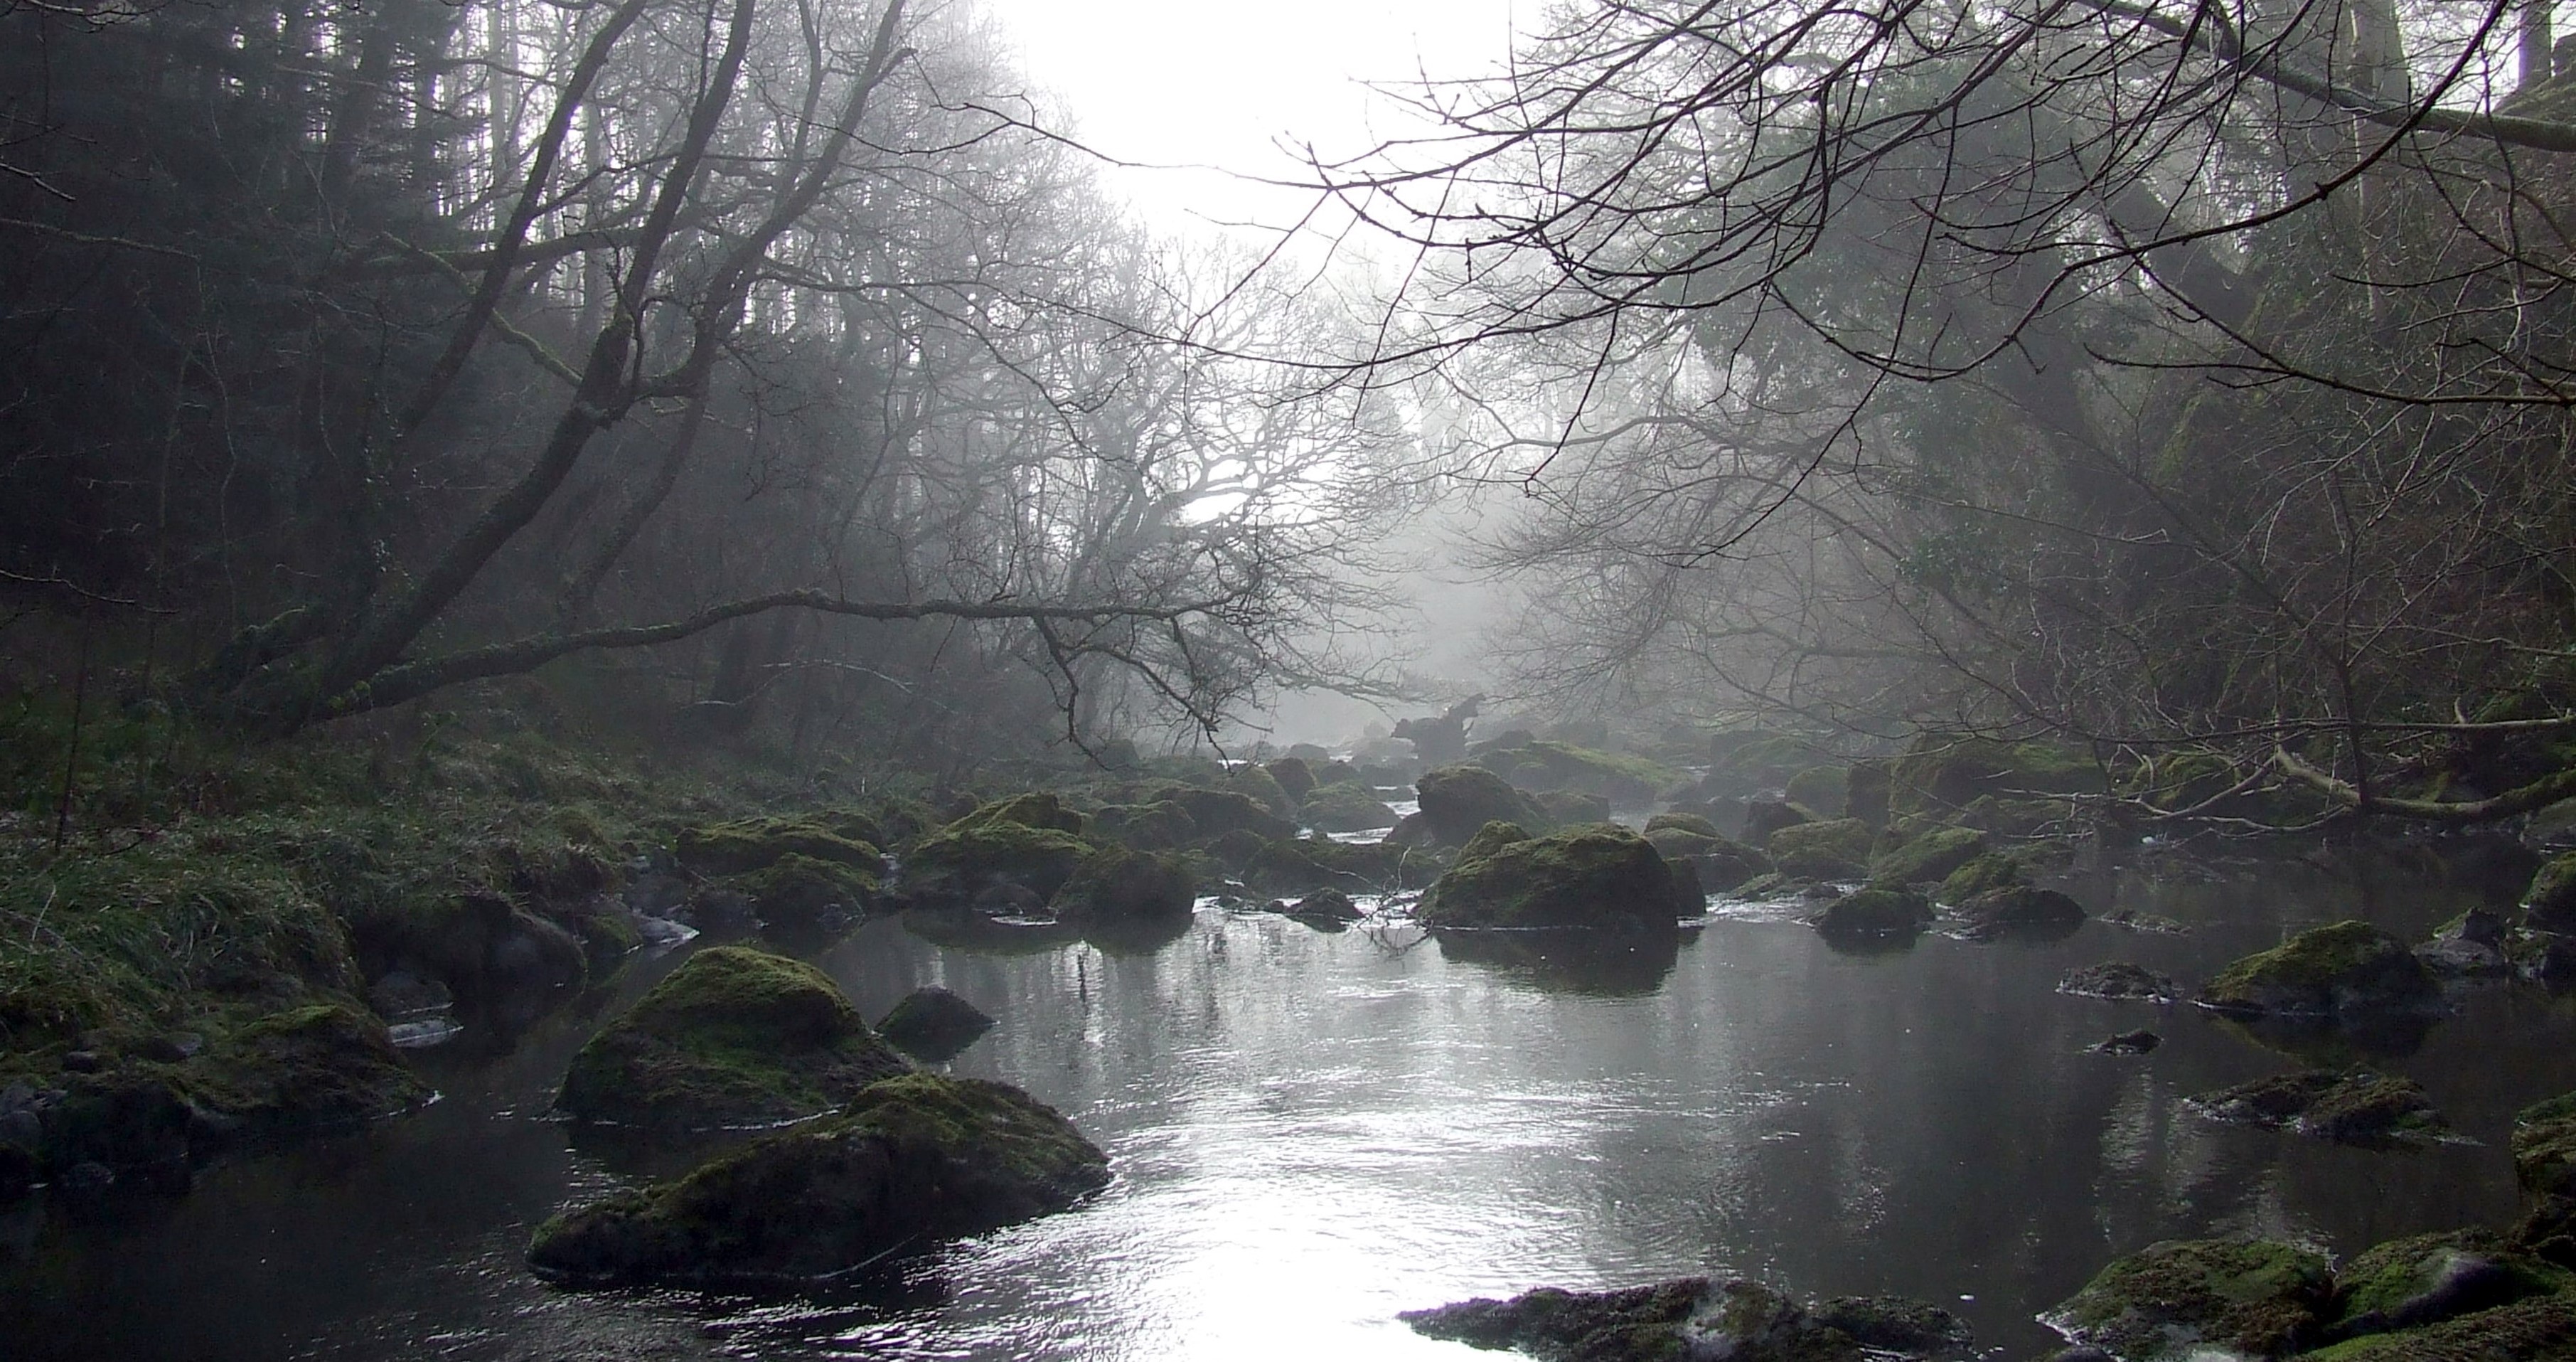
[6,840,2575,1361]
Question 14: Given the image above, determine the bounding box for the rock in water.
[1412,765,1556,846]
[2058,962,2179,1002]
[873,986,994,1058]
[2196,920,2439,1018]
[2515,1092,2576,1200]
[527,1073,1109,1288]
[2090,1030,2161,1055]
[1765,817,1873,880]
[2184,1069,2450,1145]
[557,947,908,1129]
[1417,824,1696,932]
[2322,1229,2573,1343]
[2046,1238,2331,1359]
[1952,885,2087,939]
[1400,1277,1973,1361]
[1810,886,1935,938]
[1048,846,1195,925]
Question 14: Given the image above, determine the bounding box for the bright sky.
[973,0,1526,243]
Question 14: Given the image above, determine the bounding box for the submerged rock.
[527,1073,1108,1288]
[2059,962,2179,1002]
[1417,824,1695,932]
[2090,1029,2161,1055]
[2197,920,2439,1019]
[2185,1069,2450,1145]
[1400,1277,1972,1361]
[2046,1237,2331,1360]
[873,986,994,1058]
[557,947,908,1129]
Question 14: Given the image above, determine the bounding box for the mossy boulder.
[676,814,881,877]
[2186,1069,2450,1145]
[1300,780,1399,833]
[899,820,1095,910]
[2198,921,2440,1018]
[2515,1093,2576,1200]
[1287,888,1363,922]
[1892,735,2104,815]
[1938,851,2026,903]
[1643,826,1768,893]
[557,947,908,1129]
[2301,1293,2576,1360]
[1783,765,1847,813]
[1470,738,1678,804]
[1401,1276,1968,1362]
[1088,801,1197,851]
[1644,811,1721,838]
[2526,853,2576,932]
[942,792,1087,837]
[1766,818,1873,880]
[874,986,994,1060]
[527,1073,1108,1288]
[1418,824,1694,932]
[1844,760,1893,826]
[1413,765,1557,846]
[1143,783,1298,842]
[1952,885,2087,940]
[1811,887,1935,938]
[1049,846,1196,924]
[1868,826,1987,887]
[1743,799,1812,844]
[1265,757,1318,804]
[2323,1229,2573,1344]
[2047,1237,2332,1359]
[723,852,879,928]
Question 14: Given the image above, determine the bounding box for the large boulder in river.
[1952,885,2087,940]
[1811,886,1935,939]
[1049,846,1196,925]
[2526,852,2576,932]
[1867,825,1987,887]
[899,806,1096,910]
[1418,824,1694,932]
[2185,1069,2450,1145]
[1643,825,1768,893]
[1766,817,1873,880]
[2515,1092,2576,1201]
[1409,765,1556,846]
[1401,1277,1972,1361]
[2320,1228,2573,1345]
[1300,780,1399,833]
[1145,783,1298,842]
[557,947,908,1129]
[2046,1237,2332,1360]
[873,986,994,1058]
[2196,920,2439,1018]
[528,1072,1108,1288]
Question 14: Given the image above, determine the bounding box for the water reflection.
[9,858,2576,1361]
[1431,927,1687,995]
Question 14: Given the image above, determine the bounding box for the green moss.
[1472,740,1679,803]
[1051,846,1195,922]
[1953,885,2087,939]
[1402,1277,1877,1362]
[1938,851,2026,902]
[557,947,907,1129]
[1867,825,1986,887]
[1783,765,1847,813]
[2303,1294,2576,1360]
[1891,735,2102,815]
[2199,920,2438,1018]
[1414,765,1557,844]
[901,821,1095,908]
[1643,812,1721,838]
[942,793,1087,838]
[1455,820,1535,864]
[1419,824,1691,932]
[1088,800,1195,850]
[2050,1238,2332,1359]
[1765,818,1873,880]
[1811,887,1933,937]
[1139,783,1298,841]
[2190,1069,2449,1144]
[2326,1230,2573,1341]
[2516,1093,2576,1199]
[676,815,880,876]
[2527,853,2576,932]
[527,1072,1109,1287]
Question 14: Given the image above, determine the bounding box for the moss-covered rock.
[1892,736,2104,816]
[1938,851,2026,903]
[1743,799,1812,844]
[873,986,994,1060]
[1952,885,2087,940]
[1844,760,1893,826]
[723,852,879,928]
[557,947,907,1129]
[676,814,881,877]
[1811,886,1935,938]
[1050,846,1196,924]
[1470,738,1679,804]
[2324,1229,2573,1343]
[1087,801,1196,851]
[2515,1092,2576,1200]
[1300,780,1399,833]
[2526,853,2576,932]
[528,1072,1108,1287]
[2198,921,2440,1018]
[2302,1293,2576,1360]
[941,792,1088,837]
[1644,811,1721,838]
[899,820,1095,910]
[2059,962,2179,1002]
[1643,826,1768,893]
[1783,765,1847,813]
[1265,757,1317,804]
[2186,1069,2450,1145]
[1143,783,1298,842]
[2046,1237,2332,1359]
[1766,818,1873,880]
[1418,824,1694,932]
[1242,833,1438,893]
[1868,826,1987,887]
[1413,765,1557,845]
[1401,1277,1966,1362]
[1287,888,1363,922]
